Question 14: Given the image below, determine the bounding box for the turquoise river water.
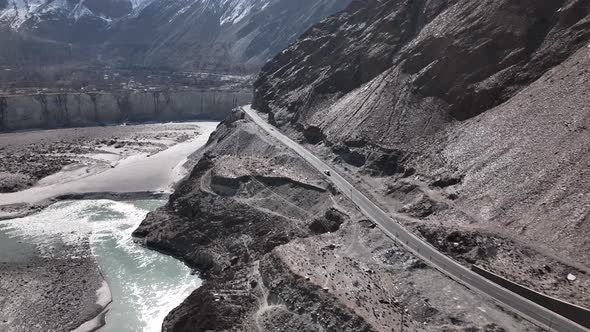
[0,199,201,332]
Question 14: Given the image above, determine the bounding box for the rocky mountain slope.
[253,0,590,307]
[134,116,540,331]
[126,0,590,329]
[0,0,351,73]
[106,0,352,72]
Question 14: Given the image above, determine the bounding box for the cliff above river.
[0,88,251,131]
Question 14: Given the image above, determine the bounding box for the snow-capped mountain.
[0,0,341,29]
[0,0,154,29]
[0,0,351,74]
[191,0,272,25]
[105,0,352,72]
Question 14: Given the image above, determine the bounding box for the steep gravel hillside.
[254,0,590,307]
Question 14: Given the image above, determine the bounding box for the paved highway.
[242,105,588,332]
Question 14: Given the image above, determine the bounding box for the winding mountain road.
[242,105,587,332]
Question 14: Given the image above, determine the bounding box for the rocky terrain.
[253,0,590,310]
[134,117,542,331]
[2,0,588,330]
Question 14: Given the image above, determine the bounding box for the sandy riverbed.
[0,121,218,219]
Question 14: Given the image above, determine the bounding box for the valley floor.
[0,121,217,331]
[0,121,218,219]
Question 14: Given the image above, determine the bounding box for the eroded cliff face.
[253,0,590,308]
[0,89,252,131]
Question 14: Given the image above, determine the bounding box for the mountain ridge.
[0,0,351,74]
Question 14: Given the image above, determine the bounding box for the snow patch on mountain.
[128,0,156,14]
[0,0,157,29]
[0,0,45,29]
[0,0,270,29]
[162,0,272,26]
[219,0,271,25]
[70,2,95,21]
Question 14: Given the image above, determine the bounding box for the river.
[1,199,200,331]
[0,121,217,331]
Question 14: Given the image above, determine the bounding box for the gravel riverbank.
[0,227,107,332]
